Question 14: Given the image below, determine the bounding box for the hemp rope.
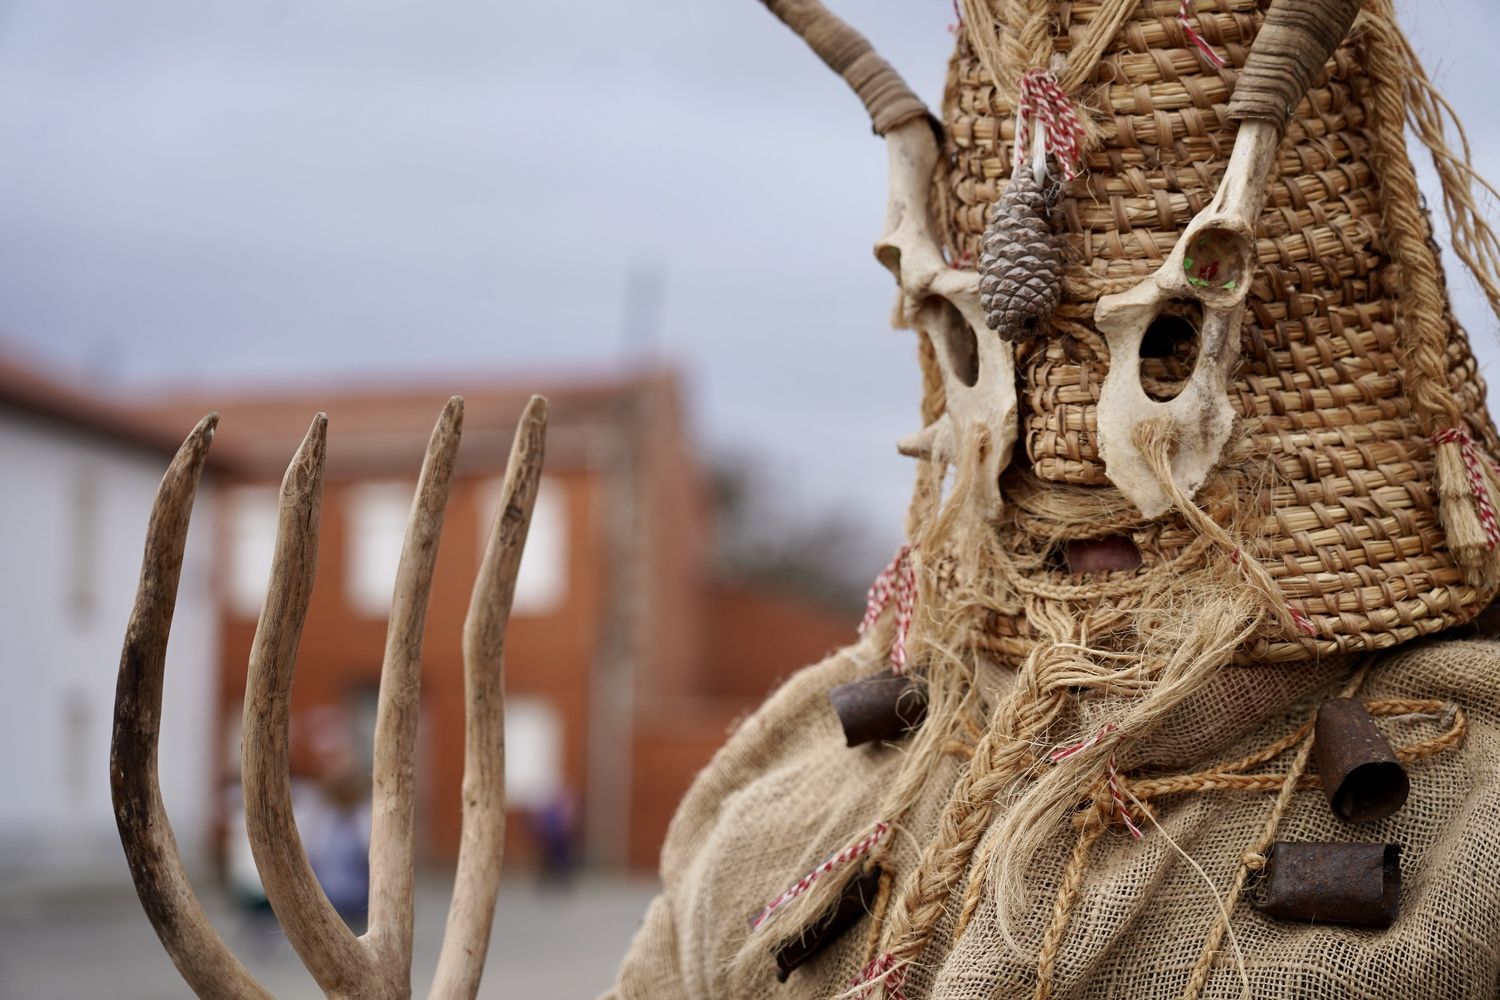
[843,3,1500,996]
[1011,682,1468,1000]
[1179,662,1369,1000]
[1360,1,1500,592]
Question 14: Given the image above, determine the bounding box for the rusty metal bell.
[773,866,884,982]
[828,673,928,747]
[1314,698,1410,823]
[1252,842,1402,928]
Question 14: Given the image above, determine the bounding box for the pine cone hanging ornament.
[979,167,1066,343]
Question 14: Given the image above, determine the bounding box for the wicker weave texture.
[937,0,1500,664]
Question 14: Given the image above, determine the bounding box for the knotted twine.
[844,3,1500,997]
[861,545,917,673]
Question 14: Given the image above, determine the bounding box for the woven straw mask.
[903,0,1500,666]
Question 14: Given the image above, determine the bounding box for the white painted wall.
[0,414,219,896]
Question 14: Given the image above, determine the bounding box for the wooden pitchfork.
[110,395,547,1000]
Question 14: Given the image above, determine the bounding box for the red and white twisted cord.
[750,821,890,931]
[1013,68,1086,181]
[860,544,916,673]
[852,952,908,1000]
[1050,724,1143,839]
[1435,424,1500,551]
[1178,0,1226,68]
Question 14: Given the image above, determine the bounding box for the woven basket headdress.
[913,0,1500,666]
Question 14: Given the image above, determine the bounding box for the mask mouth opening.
[1055,533,1144,574]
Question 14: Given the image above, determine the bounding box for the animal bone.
[111,396,548,1000]
[761,0,1018,516]
[1093,0,1363,517]
[1092,117,1277,518]
[881,118,1018,517]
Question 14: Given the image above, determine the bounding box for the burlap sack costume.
[608,1,1500,997]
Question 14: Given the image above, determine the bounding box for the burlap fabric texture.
[604,633,1500,999]
[602,1,1500,997]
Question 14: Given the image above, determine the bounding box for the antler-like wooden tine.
[759,0,930,136]
[366,397,465,987]
[111,415,275,1000]
[430,395,549,1000]
[241,414,377,998]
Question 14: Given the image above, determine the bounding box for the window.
[503,697,563,811]
[477,476,567,616]
[345,482,415,618]
[227,486,279,618]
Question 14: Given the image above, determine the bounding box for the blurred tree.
[707,451,879,614]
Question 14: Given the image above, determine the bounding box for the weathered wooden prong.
[111,415,275,1000]
[115,399,555,1000]
[241,414,376,997]
[430,395,549,1000]
[366,396,465,986]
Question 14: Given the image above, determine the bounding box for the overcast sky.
[1,1,1497,563]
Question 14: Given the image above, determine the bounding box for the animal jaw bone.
[111,396,548,1000]
[1093,117,1276,518]
[1092,0,1364,518]
[759,0,1018,516]
[881,118,1018,517]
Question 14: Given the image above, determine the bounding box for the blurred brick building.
[138,369,854,872]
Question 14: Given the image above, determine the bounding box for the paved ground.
[0,874,659,999]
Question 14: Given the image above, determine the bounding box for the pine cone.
[979,169,1065,342]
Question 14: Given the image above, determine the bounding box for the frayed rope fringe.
[1049,724,1142,839]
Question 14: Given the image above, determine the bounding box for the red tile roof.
[127,366,685,479]
[0,349,222,462]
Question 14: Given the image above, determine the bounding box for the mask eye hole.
[1139,303,1201,401]
[934,299,980,388]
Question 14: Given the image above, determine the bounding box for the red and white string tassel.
[1012,68,1086,182]
[861,545,917,674]
[750,821,890,931]
[1178,0,1226,68]
[1050,724,1143,839]
[1434,424,1500,591]
[851,953,908,1000]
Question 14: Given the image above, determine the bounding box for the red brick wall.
[627,706,744,871]
[218,467,608,862]
[699,583,856,700]
[624,584,856,870]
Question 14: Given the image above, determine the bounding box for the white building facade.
[0,372,219,897]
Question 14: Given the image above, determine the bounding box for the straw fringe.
[1434,425,1500,592]
[836,4,1500,996]
[1359,2,1500,594]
